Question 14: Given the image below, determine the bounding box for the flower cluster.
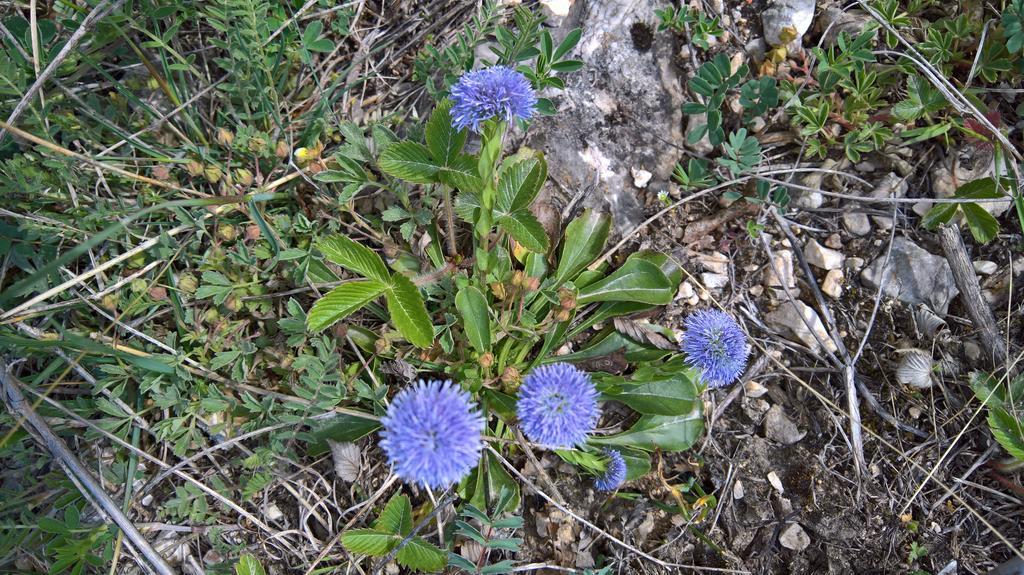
[449,66,537,132]
[516,362,600,448]
[379,380,484,489]
[593,449,627,492]
[680,309,749,388]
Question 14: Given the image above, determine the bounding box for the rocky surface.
[526,0,686,235]
[861,236,960,315]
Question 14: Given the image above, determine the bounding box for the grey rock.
[819,5,875,48]
[763,0,816,48]
[805,238,844,270]
[869,172,908,230]
[526,1,687,236]
[779,523,811,551]
[861,237,959,315]
[843,212,871,236]
[974,260,998,275]
[822,269,844,299]
[764,404,806,444]
[765,300,838,353]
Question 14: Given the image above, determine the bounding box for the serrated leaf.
[385,273,434,348]
[497,210,549,253]
[455,286,490,353]
[921,202,958,230]
[961,202,1000,244]
[454,191,482,223]
[396,536,448,572]
[426,100,467,166]
[577,259,674,305]
[497,156,547,212]
[317,235,391,284]
[340,529,397,556]
[235,554,266,575]
[379,141,440,184]
[989,408,1024,460]
[554,209,611,285]
[307,280,387,332]
[375,493,414,535]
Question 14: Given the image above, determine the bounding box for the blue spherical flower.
[516,363,600,448]
[594,449,627,491]
[680,309,750,388]
[449,66,537,132]
[379,380,485,489]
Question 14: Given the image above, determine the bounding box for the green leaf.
[235,554,266,575]
[305,414,381,456]
[921,202,958,230]
[341,528,397,556]
[577,259,673,305]
[553,28,582,60]
[375,493,414,535]
[386,272,434,348]
[396,537,448,572]
[603,370,700,416]
[989,407,1024,460]
[455,286,490,353]
[486,454,520,514]
[497,156,547,212]
[316,235,391,284]
[553,209,611,285]
[617,446,652,481]
[379,141,440,184]
[590,408,704,452]
[497,210,549,253]
[961,202,1000,244]
[307,280,387,332]
[438,154,479,189]
[426,100,467,166]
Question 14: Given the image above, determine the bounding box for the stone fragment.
[805,238,844,270]
[765,249,796,288]
[764,404,806,445]
[779,523,811,551]
[767,471,785,494]
[843,212,871,236]
[766,300,838,353]
[631,167,652,188]
[822,269,844,299]
[702,272,729,290]
[763,0,816,48]
[699,251,730,275]
[861,237,959,315]
[973,260,998,275]
[869,173,908,229]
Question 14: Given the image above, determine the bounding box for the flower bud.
[218,224,237,242]
[185,160,204,177]
[177,273,198,294]
[248,136,267,155]
[479,352,494,369]
[204,164,222,183]
[524,276,540,291]
[101,294,118,311]
[245,224,261,241]
[275,139,290,159]
[215,128,234,147]
[511,270,526,288]
[501,366,521,388]
[234,168,254,187]
[225,294,242,312]
[375,338,391,354]
[149,286,168,301]
[203,308,220,323]
[554,308,571,322]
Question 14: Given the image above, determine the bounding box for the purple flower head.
[516,363,600,448]
[449,66,537,132]
[680,309,750,388]
[379,380,485,489]
[594,449,627,491]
